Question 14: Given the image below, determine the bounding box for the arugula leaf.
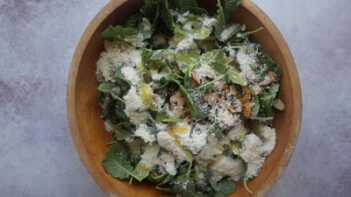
[176,50,200,74]
[168,77,208,119]
[225,69,247,86]
[142,49,153,68]
[251,96,260,117]
[133,162,150,181]
[172,0,198,9]
[213,179,236,197]
[114,67,131,94]
[269,83,280,98]
[223,0,241,21]
[157,174,176,186]
[161,0,175,31]
[102,143,135,180]
[201,49,228,74]
[141,0,161,21]
[187,89,209,119]
[258,83,279,116]
[211,122,224,140]
[101,26,138,40]
[125,13,141,28]
[97,83,114,93]
[155,111,182,123]
[140,18,153,40]
[147,171,167,184]
[185,6,208,15]
[98,83,125,103]
[215,0,241,40]
[171,174,197,197]
[112,122,134,140]
[259,52,282,79]
[126,138,143,165]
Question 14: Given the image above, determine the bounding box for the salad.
[96,0,284,196]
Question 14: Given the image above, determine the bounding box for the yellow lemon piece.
[168,125,189,138]
[140,84,153,106]
[167,124,193,161]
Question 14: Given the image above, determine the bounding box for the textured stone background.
[0,0,350,196]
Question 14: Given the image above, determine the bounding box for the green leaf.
[161,0,174,31]
[187,89,209,119]
[141,0,161,21]
[140,18,153,39]
[168,77,209,119]
[269,83,280,99]
[192,26,212,40]
[223,0,241,22]
[226,69,247,86]
[172,0,198,9]
[102,143,134,180]
[147,171,167,184]
[155,111,182,123]
[125,13,141,28]
[257,83,280,116]
[215,0,241,40]
[171,174,197,197]
[126,138,143,164]
[259,52,282,79]
[201,49,228,74]
[214,179,236,197]
[98,83,124,103]
[251,96,260,117]
[112,68,131,96]
[211,122,224,140]
[112,122,134,140]
[185,6,208,15]
[101,25,138,40]
[133,162,150,181]
[157,174,176,186]
[142,49,153,68]
[176,50,200,74]
[97,83,114,93]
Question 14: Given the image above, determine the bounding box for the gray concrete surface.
[0,0,350,196]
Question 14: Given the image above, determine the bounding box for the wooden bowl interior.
[69,0,301,196]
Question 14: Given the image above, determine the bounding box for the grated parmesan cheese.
[209,105,239,129]
[219,25,237,42]
[140,144,160,169]
[123,86,148,125]
[176,36,197,51]
[192,63,217,84]
[135,123,156,143]
[259,126,276,156]
[236,47,259,82]
[159,152,177,175]
[96,41,142,82]
[179,123,209,154]
[197,134,228,165]
[210,155,245,182]
[121,66,140,85]
[240,134,265,178]
[156,131,193,162]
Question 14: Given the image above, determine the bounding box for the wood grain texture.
[66,0,302,196]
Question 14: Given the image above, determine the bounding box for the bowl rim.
[67,0,302,196]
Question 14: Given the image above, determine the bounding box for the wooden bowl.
[67,0,302,196]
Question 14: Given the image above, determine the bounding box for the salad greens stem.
[195,75,226,90]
